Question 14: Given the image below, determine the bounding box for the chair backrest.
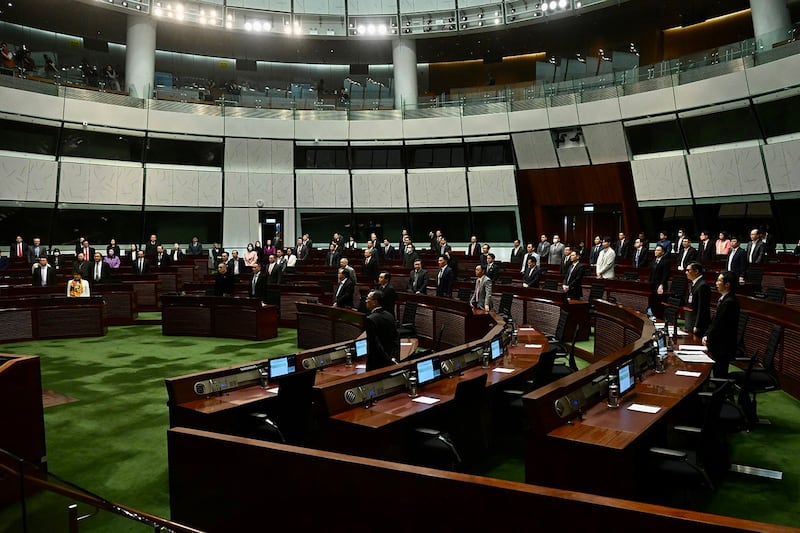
[747,267,763,288]
[401,301,418,324]
[762,326,783,371]
[736,311,749,355]
[457,287,472,302]
[498,292,514,316]
[450,373,489,462]
[588,283,605,302]
[554,308,569,341]
[434,324,445,351]
[670,275,687,303]
[567,324,581,371]
[274,368,318,444]
[543,279,558,291]
[765,287,785,304]
[531,348,559,389]
[663,306,677,327]
[498,276,512,285]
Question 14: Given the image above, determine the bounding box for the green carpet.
[1,326,799,530]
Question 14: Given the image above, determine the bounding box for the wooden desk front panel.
[125,280,161,311]
[212,306,277,341]
[0,309,33,342]
[163,306,211,336]
[37,305,105,339]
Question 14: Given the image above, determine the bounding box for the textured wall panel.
[352,171,407,208]
[467,167,517,207]
[583,121,629,164]
[406,169,468,207]
[630,155,691,201]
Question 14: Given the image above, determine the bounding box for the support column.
[125,14,156,99]
[392,38,418,110]
[750,0,791,47]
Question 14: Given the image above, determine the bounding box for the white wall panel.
[618,86,677,119]
[294,119,349,140]
[223,117,295,139]
[763,140,800,193]
[0,155,56,202]
[117,167,144,205]
[224,139,249,172]
[583,121,629,164]
[546,104,580,129]
[174,169,200,206]
[144,168,174,206]
[746,54,800,97]
[224,171,250,205]
[468,167,517,207]
[352,171,407,208]
[687,147,768,198]
[59,162,91,203]
[295,171,350,208]
[461,112,510,136]
[146,109,225,136]
[223,207,260,250]
[225,172,294,207]
[402,117,462,139]
[26,159,59,202]
[406,169,467,207]
[87,165,119,204]
[577,98,622,125]
[556,146,590,167]
[673,71,750,110]
[630,156,690,201]
[197,171,223,206]
[0,87,64,121]
[507,107,550,133]
[271,141,294,172]
[512,131,559,169]
[348,120,404,140]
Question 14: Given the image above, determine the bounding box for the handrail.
[0,448,203,533]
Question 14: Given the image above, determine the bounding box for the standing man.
[362,248,379,284]
[615,232,631,259]
[747,228,765,265]
[249,262,267,302]
[26,237,44,263]
[227,250,245,279]
[170,242,185,263]
[595,237,616,279]
[11,235,27,262]
[381,239,396,260]
[210,242,224,266]
[325,243,340,267]
[470,264,492,312]
[266,254,282,285]
[438,236,452,257]
[676,237,698,272]
[521,243,539,272]
[407,259,428,294]
[562,251,585,300]
[548,235,564,266]
[589,235,602,266]
[648,245,670,296]
[80,240,95,264]
[632,238,648,268]
[697,231,714,263]
[509,239,524,265]
[702,271,741,378]
[144,234,159,257]
[436,255,454,297]
[485,253,500,282]
[467,235,481,258]
[32,256,56,286]
[73,252,90,278]
[726,236,748,284]
[90,252,111,285]
[364,290,400,371]
[332,268,355,308]
[376,272,397,316]
[131,250,149,274]
[187,236,204,256]
[684,262,711,337]
[536,234,551,265]
[154,245,170,268]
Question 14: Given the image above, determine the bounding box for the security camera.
[82,121,88,127]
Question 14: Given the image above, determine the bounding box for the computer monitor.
[269,355,297,379]
[415,357,441,385]
[617,360,636,397]
[491,338,503,361]
[354,338,368,359]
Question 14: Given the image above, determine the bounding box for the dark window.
[754,94,800,139]
[0,205,55,245]
[0,119,59,156]
[59,129,144,161]
[407,211,472,241]
[351,147,403,169]
[468,141,513,166]
[146,137,223,166]
[625,120,684,155]
[408,145,465,168]
[52,208,144,246]
[142,210,223,245]
[299,212,353,241]
[295,146,349,169]
[680,107,762,148]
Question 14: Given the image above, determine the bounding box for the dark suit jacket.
[32,265,56,286]
[616,239,631,259]
[296,243,309,260]
[325,250,341,267]
[726,247,747,279]
[563,261,585,300]
[377,284,397,316]
[265,262,283,285]
[154,252,170,268]
[26,244,46,263]
[248,271,268,302]
[333,278,355,308]
[88,261,112,284]
[509,247,524,265]
[485,262,500,282]
[227,258,246,277]
[677,246,698,270]
[362,257,380,284]
[131,258,150,275]
[213,271,234,296]
[169,249,185,262]
[705,293,740,374]
[73,260,91,278]
[631,247,648,268]
[10,241,27,260]
[436,266,454,297]
[438,244,452,256]
[144,242,159,257]
[186,243,204,256]
[407,268,428,294]
[365,307,400,371]
[589,244,602,265]
[685,278,711,337]
[648,256,670,292]
[697,239,714,262]
[78,247,95,262]
[467,242,481,258]
[381,245,396,260]
[746,240,765,264]
[522,265,541,287]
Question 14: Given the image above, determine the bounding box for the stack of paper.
[675,352,715,364]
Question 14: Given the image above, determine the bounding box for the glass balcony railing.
[0,21,798,122]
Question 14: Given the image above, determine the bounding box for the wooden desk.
[396,292,494,349]
[295,302,364,349]
[0,297,106,342]
[0,284,137,325]
[161,295,278,340]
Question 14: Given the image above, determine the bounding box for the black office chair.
[497,292,514,317]
[735,311,750,358]
[250,369,318,445]
[502,347,560,409]
[411,373,489,470]
[552,324,580,378]
[587,283,606,326]
[543,279,558,291]
[546,308,570,357]
[764,287,785,304]
[648,380,732,496]
[397,301,418,338]
[498,276,512,285]
[457,287,472,302]
[623,271,639,281]
[670,275,688,306]
[730,326,783,426]
[746,267,763,290]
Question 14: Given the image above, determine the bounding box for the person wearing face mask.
[548,235,565,265]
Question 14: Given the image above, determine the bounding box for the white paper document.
[492,367,515,374]
[525,344,542,349]
[678,344,707,351]
[412,396,441,405]
[675,370,703,377]
[519,327,535,331]
[356,364,367,369]
[628,403,662,414]
[401,342,414,346]
[266,387,280,394]
[676,352,715,364]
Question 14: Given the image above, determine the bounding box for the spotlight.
[478,20,483,26]
[494,17,500,24]
[541,2,548,10]
[245,21,253,31]
[548,1,556,10]
[121,0,127,6]
[253,20,262,31]
[461,23,467,28]
[154,6,163,15]
[378,24,387,34]
[135,4,141,9]
[367,24,375,34]
[199,16,207,24]
[558,0,566,8]
[575,0,581,6]
[358,24,366,34]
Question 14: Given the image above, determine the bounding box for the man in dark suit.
[11,235,27,261]
[407,259,428,294]
[588,235,602,266]
[144,234,159,257]
[684,262,711,337]
[79,241,95,265]
[747,228,765,265]
[522,256,541,288]
[697,231,714,263]
[89,252,112,285]
[169,242,185,263]
[325,243,341,267]
[187,237,204,256]
[265,254,282,285]
[72,252,91,278]
[470,264,492,312]
[562,251,584,300]
[631,238,648,268]
[248,262,268,302]
[485,253,500,282]
[154,245,170,268]
[615,232,631,259]
[438,237,452,257]
[332,232,345,250]
[536,235,551,264]
[676,237,698,272]
[362,248,379,284]
[32,257,56,286]
[210,242,224,265]
[559,246,572,276]
[332,268,355,308]
[131,250,150,274]
[376,272,397,316]
[364,289,400,371]
[435,255,454,297]
[726,237,748,283]
[509,239,524,265]
[380,239,396,261]
[26,237,45,263]
[466,235,481,258]
[648,245,671,296]
[703,270,740,378]
[226,250,246,278]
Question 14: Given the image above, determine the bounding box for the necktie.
[252,273,258,293]
[566,263,575,283]
[18,243,22,257]
[635,249,640,264]
[139,259,143,272]
[95,264,100,281]
[474,278,481,304]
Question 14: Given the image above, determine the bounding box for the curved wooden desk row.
[0,284,138,325]
[161,295,278,341]
[0,298,107,343]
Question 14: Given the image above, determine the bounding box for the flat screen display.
[355,338,368,359]
[269,355,297,379]
[491,338,503,360]
[618,360,635,397]
[416,358,441,385]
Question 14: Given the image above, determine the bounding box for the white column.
[392,38,418,110]
[125,14,157,99]
[750,0,791,47]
